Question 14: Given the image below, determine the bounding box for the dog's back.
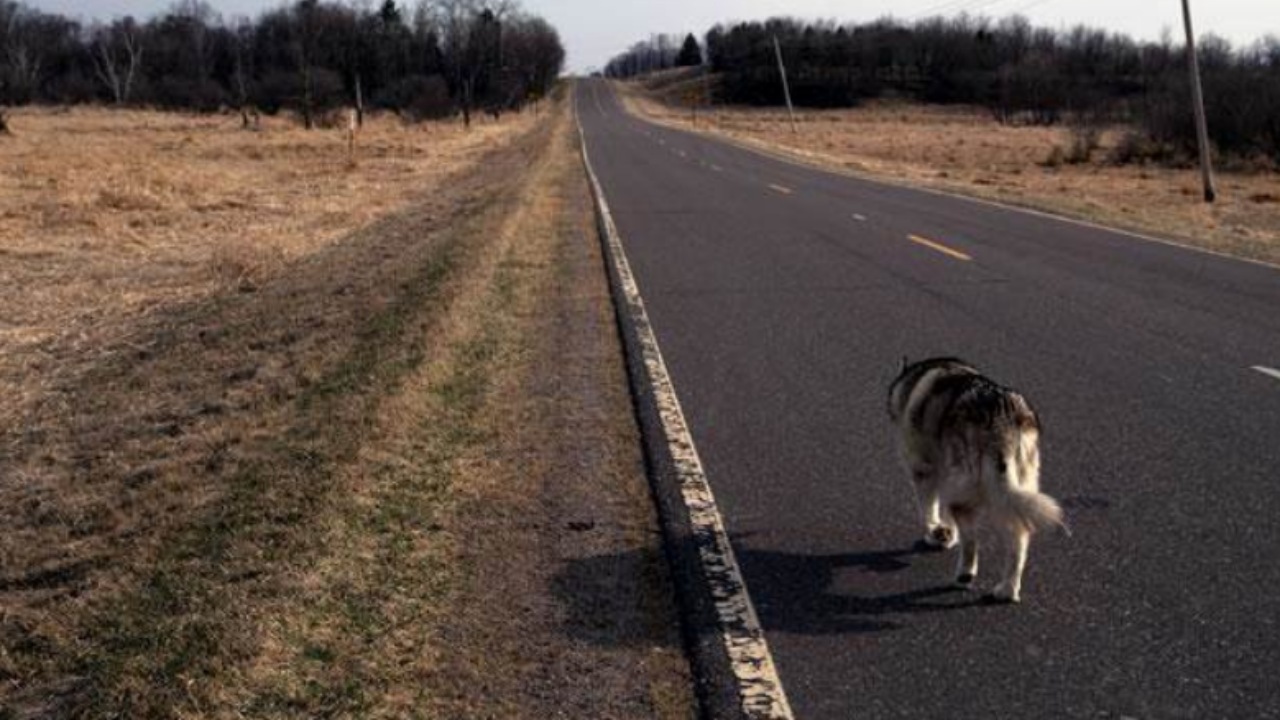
[888,357,1063,602]
[890,357,1057,524]
[887,357,981,467]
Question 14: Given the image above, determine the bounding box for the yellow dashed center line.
[768,183,794,195]
[908,234,972,262]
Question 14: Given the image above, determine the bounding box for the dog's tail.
[1002,483,1066,534]
[988,429,1067,535]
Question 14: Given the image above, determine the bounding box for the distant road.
[577,78,1280,719]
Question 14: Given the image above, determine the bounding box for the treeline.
[604,33,702,78]
[0,0,564,127]
[608,15,1280,163]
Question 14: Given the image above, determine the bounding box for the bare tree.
[231,17,257,128]
[483,0,518,120]
[291,0,322,129]
[171,0,218,85]
[2,2,44,105]
[92,18,144,105]
[435,0,479,127]
[436,0,516,127]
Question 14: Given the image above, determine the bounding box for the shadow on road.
[737,541,1006,636]
[551,537,1005,647]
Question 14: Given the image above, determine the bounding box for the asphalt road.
[576,79,1280,719]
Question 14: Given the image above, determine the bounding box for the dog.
[887,357,1064,603]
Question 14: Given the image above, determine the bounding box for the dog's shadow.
[737,540,1000,635]
[548,539,1002,648]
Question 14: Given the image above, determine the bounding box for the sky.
[28,0,1280,73]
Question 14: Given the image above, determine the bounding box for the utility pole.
[1181,0,1216,203]
[772,34,797,134]
[704,62,713,125]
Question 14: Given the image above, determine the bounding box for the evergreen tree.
[675,33,701,66]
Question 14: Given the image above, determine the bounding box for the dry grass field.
[621,80,1280,266]
[0,96,694,718]
[0,107,534,429]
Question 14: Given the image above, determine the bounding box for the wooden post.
[773,34,797,134]
[354,74,365,128]
[346,108,357,164]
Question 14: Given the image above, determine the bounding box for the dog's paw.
[925,525,958,549]
[989,581,1021,604]
[955,572,976,588]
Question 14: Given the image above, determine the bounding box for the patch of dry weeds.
[0,106,546,717]
[0,106,535,430]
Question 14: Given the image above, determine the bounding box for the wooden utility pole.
[704,63,713,125]
[772,34,797,134]
[1181,0,1216,203]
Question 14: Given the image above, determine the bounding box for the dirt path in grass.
[1,92,695,719]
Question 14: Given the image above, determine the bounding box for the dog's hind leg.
[952,507,979,586]
[912,468,957,549]
[991,527,1029,603]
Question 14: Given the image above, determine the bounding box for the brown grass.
[0,93,694,719]
[0,106,535,430]
[0,105,545,716]
[621,81,1280,266]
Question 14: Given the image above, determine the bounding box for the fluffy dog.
[887,357,1064,603]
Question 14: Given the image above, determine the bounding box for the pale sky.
[29,0,1280,73]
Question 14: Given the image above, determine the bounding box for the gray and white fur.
[887,357,1064,603]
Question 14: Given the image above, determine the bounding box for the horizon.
[25,0,1279,73]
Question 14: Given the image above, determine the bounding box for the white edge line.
[616,95,1280,273]
[1252,366,1280,382]
[574,85,796,720]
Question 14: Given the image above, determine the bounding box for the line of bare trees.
[0,0,564,128]
[607,15,1280,165]
[603,33,702,78]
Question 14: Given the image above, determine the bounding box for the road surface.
[576,78,1280,719]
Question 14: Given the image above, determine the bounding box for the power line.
[907,0,983,22]
[1008,0,1057,16]
[908,0,1018,23]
